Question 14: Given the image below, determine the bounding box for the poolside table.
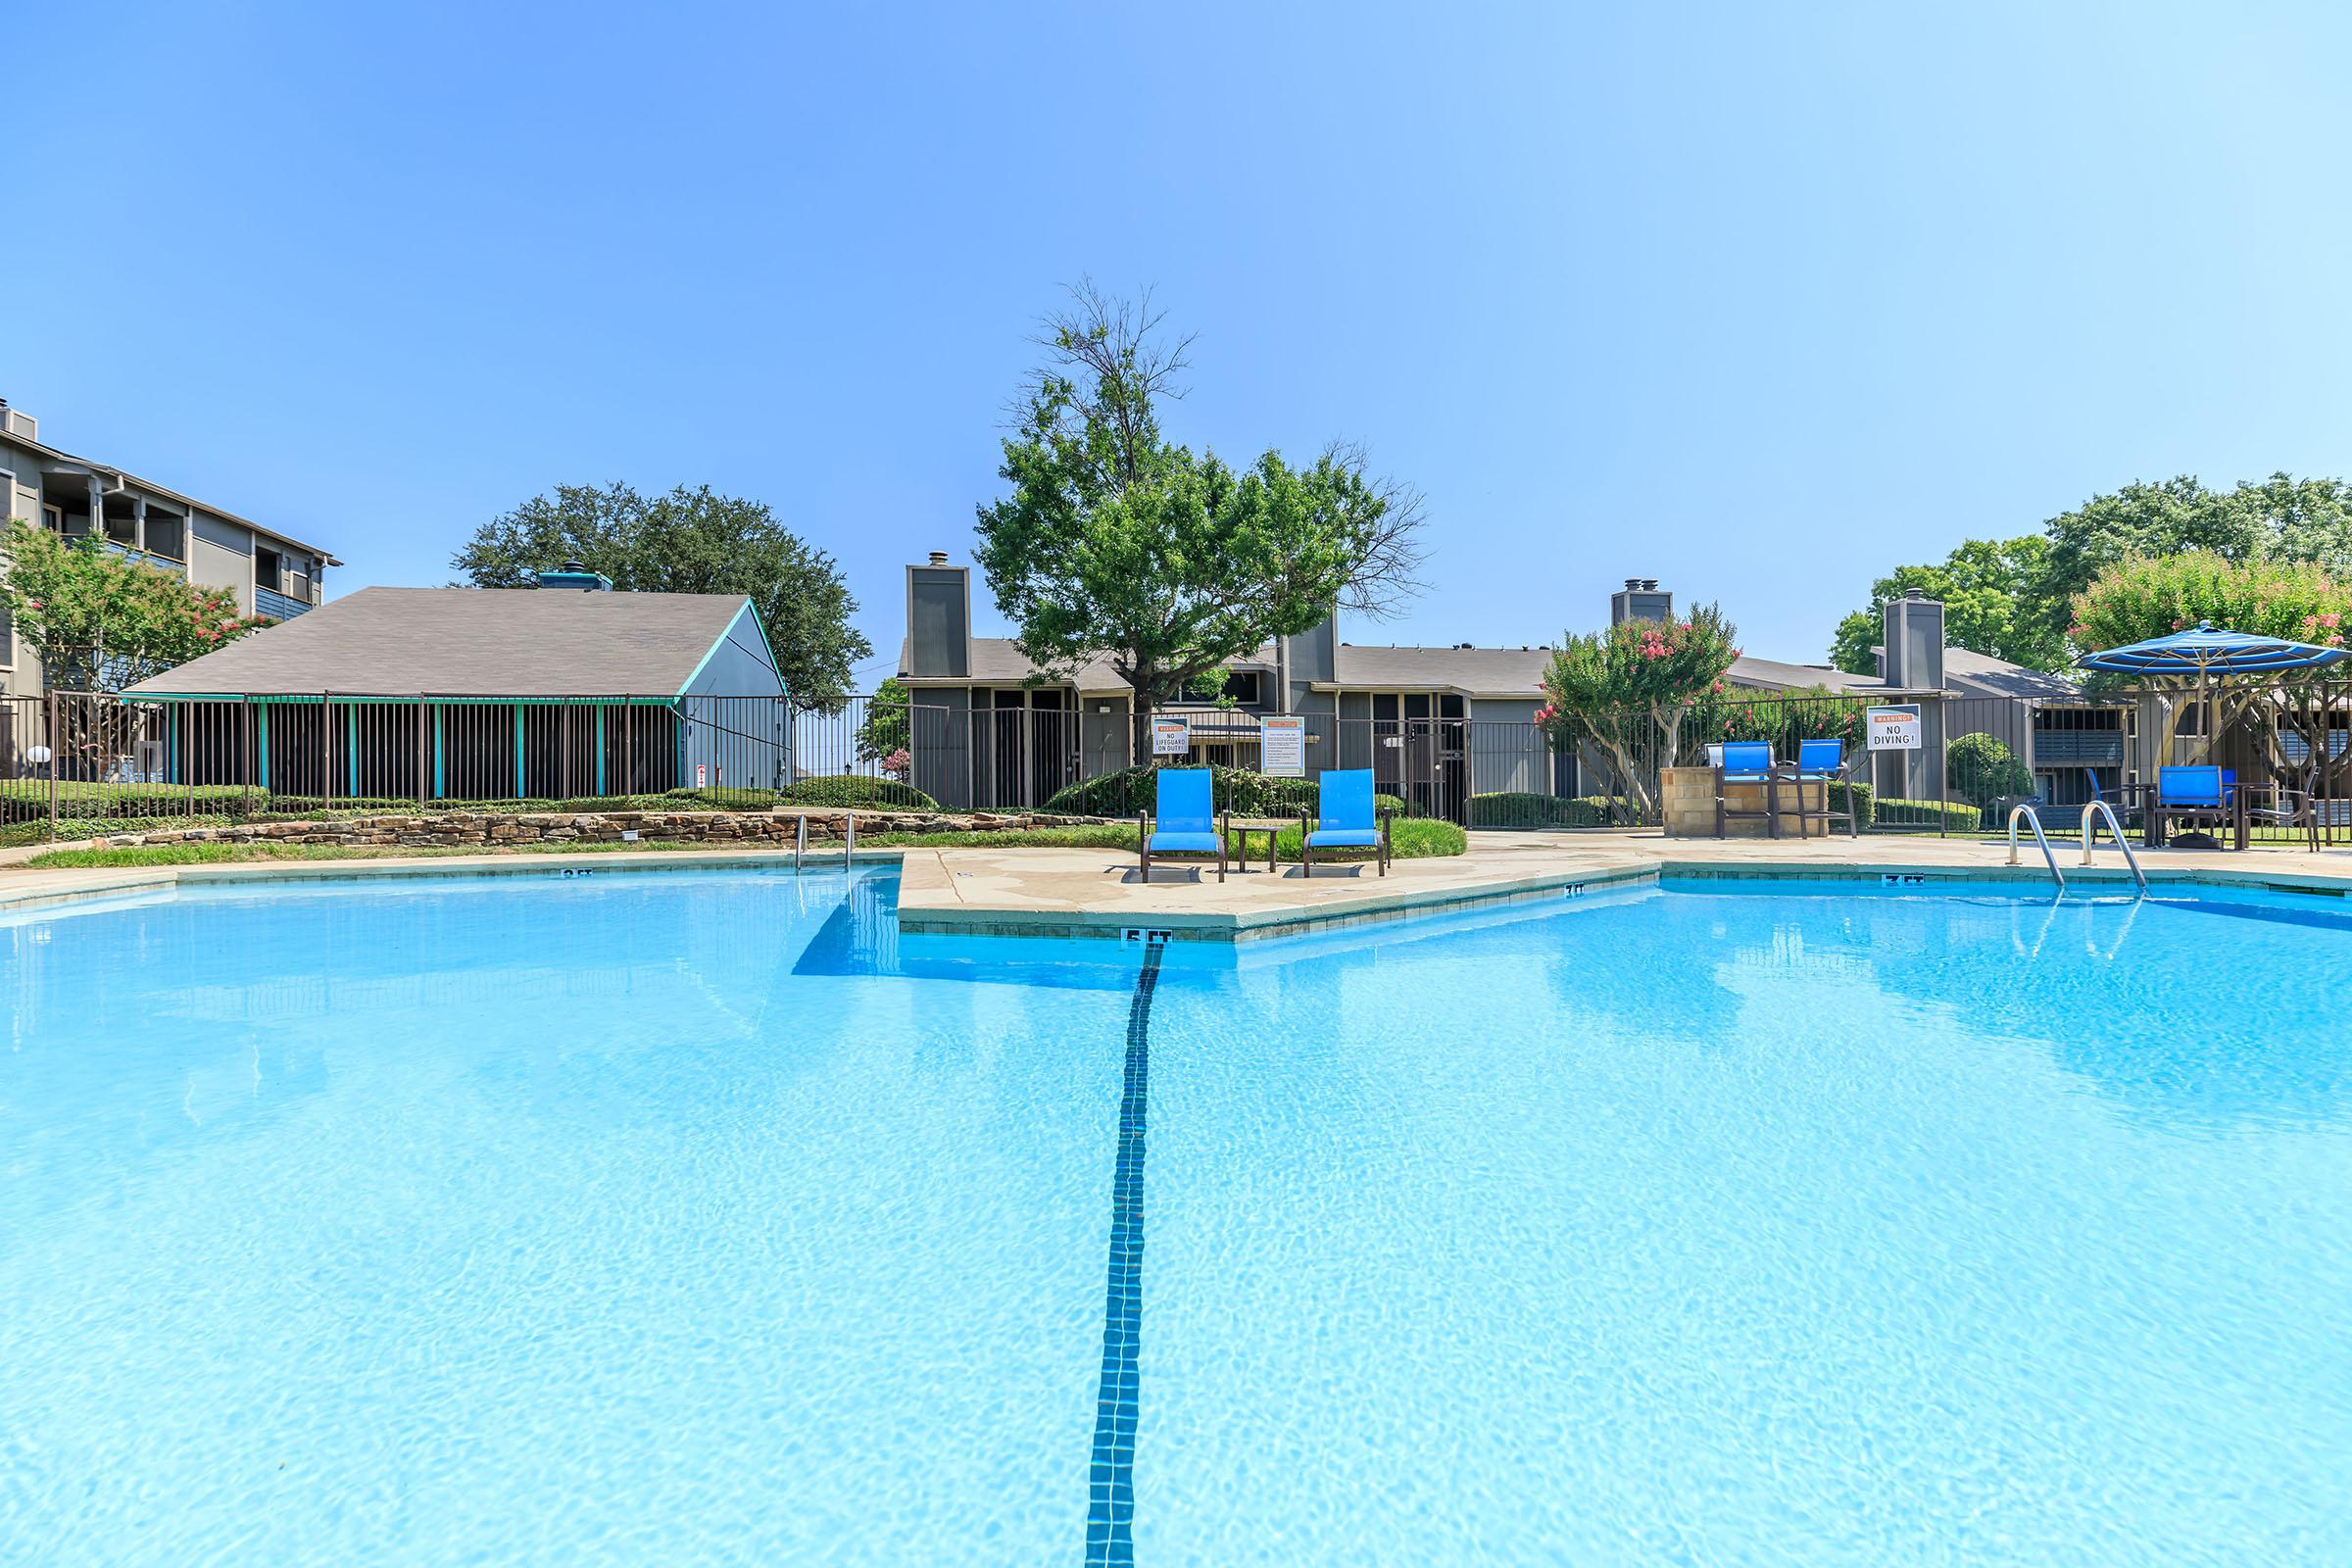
[1226,817,1286,873]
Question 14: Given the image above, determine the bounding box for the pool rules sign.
[1866,704,1922,751]
[1259,715,1306,777]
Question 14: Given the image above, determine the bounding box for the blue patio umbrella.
[2080,624,2348,795]
[2078,622,2349,677]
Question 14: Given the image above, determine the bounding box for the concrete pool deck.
[893,830,2352,940]
[5,831,2352,937]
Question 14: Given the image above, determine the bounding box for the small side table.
[1226,817,1287,873]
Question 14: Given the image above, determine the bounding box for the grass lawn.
[24,817,1469,871]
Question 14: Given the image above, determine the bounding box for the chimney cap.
[1642,578,1659,592]
[1903,586,1925,601]
[1624,577,1642,591]
[926,551,950,567]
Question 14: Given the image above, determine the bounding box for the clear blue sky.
[12,2,2351,685]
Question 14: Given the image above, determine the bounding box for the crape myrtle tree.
[973,284,1425,763]
[0,521,273,690]
[1537,606,1740,819]
[451,483,870,709]
[2071,551,2352,787]
[853,675,913,778]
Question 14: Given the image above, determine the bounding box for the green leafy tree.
[450,483,870,708]
[0,521,271,690]
[2071,550,2352,777]
[2027,473,2352,646]
[1537,606,1740,817]
[1829,537,2067,673]
[973,284,1424,762]
[854,675,911,767]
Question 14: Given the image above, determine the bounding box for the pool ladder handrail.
[2078,800,2147,895]
[2004,803,2066,893]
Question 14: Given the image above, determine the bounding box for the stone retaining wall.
[88,808,1104,852]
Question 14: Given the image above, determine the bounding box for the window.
[1219,670,1262,706]
[146,513,186,562]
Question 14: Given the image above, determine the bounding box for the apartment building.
[0,396,339,698]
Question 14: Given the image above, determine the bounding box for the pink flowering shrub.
[1537,603,1740,815]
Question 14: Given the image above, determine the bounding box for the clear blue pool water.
[3,868,2348,1565]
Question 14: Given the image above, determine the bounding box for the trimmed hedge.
[1827,780,1874,829]
[1467,792,1625,828]
[1871,796,1983,832]
[770,775,941,810]
[1045,763,1408,821]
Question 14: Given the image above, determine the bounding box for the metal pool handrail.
[2079,800,2147,895]
[2005,803,2067,893]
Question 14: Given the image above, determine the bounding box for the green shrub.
[1870,796,1984,832]
[1045,763,1407,821]
[1,779,258,822]
[1945,732,2034,808]
[1466,792,1626,828]
[1828,779,1874,829]
[770,775,940,810]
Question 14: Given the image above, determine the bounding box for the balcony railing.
[2032,730,2125,765]
[256,586,313,621]
[97,539,188,576]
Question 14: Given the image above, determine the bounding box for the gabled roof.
[1724,655,1901,695]
[122,586,763,698]
[1315,645,1923,699]
[1325,644,1554,695]
[1940,647,2085,700]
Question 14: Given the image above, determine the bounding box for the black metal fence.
[6,682,2349,848]
[1544,683,2352,845]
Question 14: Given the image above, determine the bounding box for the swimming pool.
[4,868,2347,1564]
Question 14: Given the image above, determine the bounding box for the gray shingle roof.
[123,586,760,698]
[897,636,1133,692]
[1328,644,1554,693]
[1941,647,2085,700]
[1724,656,1899,695]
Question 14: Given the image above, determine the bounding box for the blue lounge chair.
[1713,741,1780,838]
[2154,765,2234,847]
[1138,766,1226,882]
[1781,737,1858,838]
[1299,768,1391,876]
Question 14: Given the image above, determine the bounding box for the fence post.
[321,692,333,807]
[416,698,428,810]
[241,698,252,820]
[45,688,58,843]
[1934,694,1947,838]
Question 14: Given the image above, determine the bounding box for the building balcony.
[2032,730,2125,765]
[256,586,313,621]
[97,538,189,576]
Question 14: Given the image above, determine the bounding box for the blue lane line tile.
[1085,940,1163,1567]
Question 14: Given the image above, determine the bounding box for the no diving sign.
[1866,705,1922,751]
